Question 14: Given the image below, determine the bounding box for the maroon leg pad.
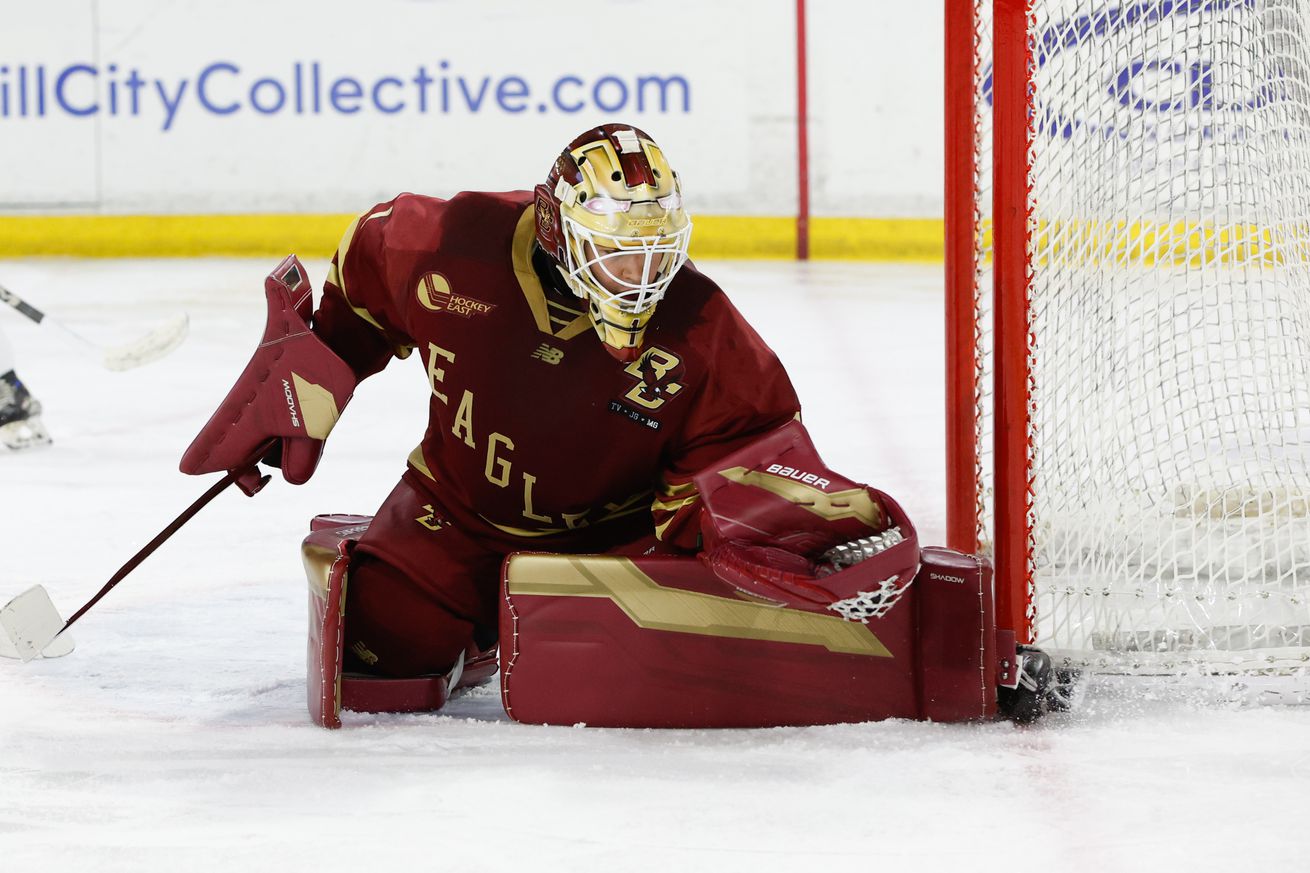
[304,526,353,729]
[340,647,499,713]
[914,546,997,721]
[304,514,498,728]
[500,552,923,728]
[337,642,500,713]
[341,675,449,714]
[343,552,478,678]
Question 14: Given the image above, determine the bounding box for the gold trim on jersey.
[407,445,435,481]
[511,205,592,340]
[506,554,893,657]
[329,208,392,333]
[597,489,651,520]
[324,207,414,362]
[658,477,698,498]
[653,515,678,541]
[653,479,701,537]
[546,296,586,330]
[651,491,699,514]
[480,486,652,538]
[482,516,568,538]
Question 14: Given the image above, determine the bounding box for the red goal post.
[946,0,1034,643]
[944,0,1310,681]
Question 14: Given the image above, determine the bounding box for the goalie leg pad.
[339,646,498,715]
[913,546,998,721]
[500,551,922,728]
[304,520,356,729]
[342,551,480,678]
[501,548,1005,727]
[303,511,499,729]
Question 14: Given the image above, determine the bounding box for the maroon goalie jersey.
[312,191,799,553]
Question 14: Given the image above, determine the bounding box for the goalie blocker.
[303,421,1026,727]
[180,255,358,487]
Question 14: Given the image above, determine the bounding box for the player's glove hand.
[692,421,921,617]
[180,255,358,486]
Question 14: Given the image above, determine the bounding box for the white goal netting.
[973,0,1310,678]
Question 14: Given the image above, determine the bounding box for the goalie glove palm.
[180,256,358,485]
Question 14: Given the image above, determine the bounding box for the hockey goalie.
[181,123,1063,729]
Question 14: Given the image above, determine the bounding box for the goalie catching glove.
[693,420,920,622]
[180,256,358,485]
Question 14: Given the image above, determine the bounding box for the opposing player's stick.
[0,443,274,661]
[0,282,189,371]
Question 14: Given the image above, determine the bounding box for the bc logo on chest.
[608,348,685,431]
[623,348,684,410]
[416,272,497,318]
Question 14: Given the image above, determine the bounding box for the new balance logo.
[532,344,564,365]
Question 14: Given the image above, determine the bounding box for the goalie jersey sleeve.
[309,191,799,553]
[648,294,800,550]
[311,198,422,380]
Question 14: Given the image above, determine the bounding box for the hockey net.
[947,0,1310,685]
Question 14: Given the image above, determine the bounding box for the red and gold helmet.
[534,124,692,361]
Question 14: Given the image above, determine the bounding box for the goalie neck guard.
[533,124,693,362]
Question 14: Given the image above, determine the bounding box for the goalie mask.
[534,124,693,362]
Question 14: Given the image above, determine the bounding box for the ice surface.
[0,259,1306,871]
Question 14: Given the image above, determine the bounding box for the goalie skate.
[996,645,1078,724]
[0,376,51,451]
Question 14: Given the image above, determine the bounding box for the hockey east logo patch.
[416,272,496,318]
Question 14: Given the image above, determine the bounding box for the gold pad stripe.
[302,541,340,599]
[716,466,884,529]
[329,209,392,333]
[507,554,892,657]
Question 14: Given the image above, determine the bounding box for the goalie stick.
[0,282,189,371]
[0,441,274,661]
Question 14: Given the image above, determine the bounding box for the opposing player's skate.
[0,371,51,451]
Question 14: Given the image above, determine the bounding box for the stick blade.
[0,586,72,662]
[103,313,190,371]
